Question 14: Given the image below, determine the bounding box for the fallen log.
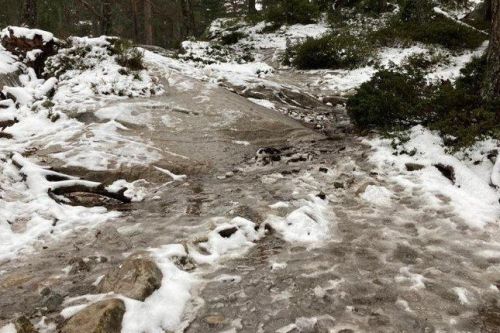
[11,153,132,205]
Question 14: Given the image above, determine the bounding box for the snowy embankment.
[0,28,162,261]
[368,126,499,228]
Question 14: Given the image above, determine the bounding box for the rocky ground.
[0,20,499,333]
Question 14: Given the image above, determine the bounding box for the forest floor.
[0,9,499,333]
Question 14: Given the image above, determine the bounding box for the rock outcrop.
[98,257,163,301]
[60,299,125,333]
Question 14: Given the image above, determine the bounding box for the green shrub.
[220,31,246,45]
[403,50,450,72]
[116,47,145,71]
[289,33,373,69]
[428,57,500,147]
[400,0,434,23]
[371,0,487,51]
[264,0,320,26]
[347,56,500,148]
[347,69,429,129]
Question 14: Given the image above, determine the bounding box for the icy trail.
[0,23,499,333]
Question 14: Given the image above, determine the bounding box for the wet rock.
[393,244,419,264]
[93,225,131,251]
[319,167,328,173]
[317,192,326,200]
[60,299,125,333]
[14,316,38,333]
[478,303,500,332]
[218,226,238,238]
[255,147,281,165]
[39,290,64,312]
[68,257,91,275]
[204,314,225,326]
[334,182,344,189]
[405,163,425,171]
[172,255,196,271]
[322,95,347,106]
[487,149,498,164]
[314,316,336,333]
[98,257,163,301]
[433,164,455,184]
[232,205,263,224]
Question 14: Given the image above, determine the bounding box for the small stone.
[317,192,326,200]
[98,257,163,301]
[60,299,125,333]
[314,316,336,333]
[218,226,238,238]
[39,287,51,296]
[68,257,91,275]
[205,314,225,326]
[14,316,37,333]
[319,167,328,173]
[41,291,64,312]
[334,182,344,189]
[433,164,455,183]
[93,225,131,251]
[405,163,425,171]
[393,244,419,265]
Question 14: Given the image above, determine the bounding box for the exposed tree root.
[11,153,131,205]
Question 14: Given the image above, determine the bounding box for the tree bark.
[249,0,256,15]
[131,0,139,42]
[180,0,196,37]
[483,0,500,99]
[144,0,153,45]
[22,0,37,27]
[101,0,112,35]
[378,0,387,12]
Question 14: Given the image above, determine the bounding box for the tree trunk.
[483,0,500,99]
[180,0,196,37]
[22,0,37,27]
[101,0,112,35]
[249,0,256,15]
[485,0,493,22]
[131,0,139,42]
[144,0,153,45]
[378,0,387,12]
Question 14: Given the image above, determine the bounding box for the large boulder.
[60,299,125,333]
[98,257,163,301]
[1,26,59,76]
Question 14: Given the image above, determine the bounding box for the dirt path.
[1,62,500,333]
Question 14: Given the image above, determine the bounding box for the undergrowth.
[347,56,500,149]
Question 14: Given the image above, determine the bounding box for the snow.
[319,43,487,94]
[0,45,18,74]
[205,62,273,86]
[452,287,470,304]
[0,324,15,333]
[59,215,265,332]
[368,126,500,228]
[0,154,121,261]
[120,245,197,333]
[40,36,163,114]
[1,26,55,43]
[492,157,500,188]
[153,166,187,182]
[0,32,163,261]
[248,98,275,109]
[361,185,393,206]
[189,217,264,264]
[267,195,335,245]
